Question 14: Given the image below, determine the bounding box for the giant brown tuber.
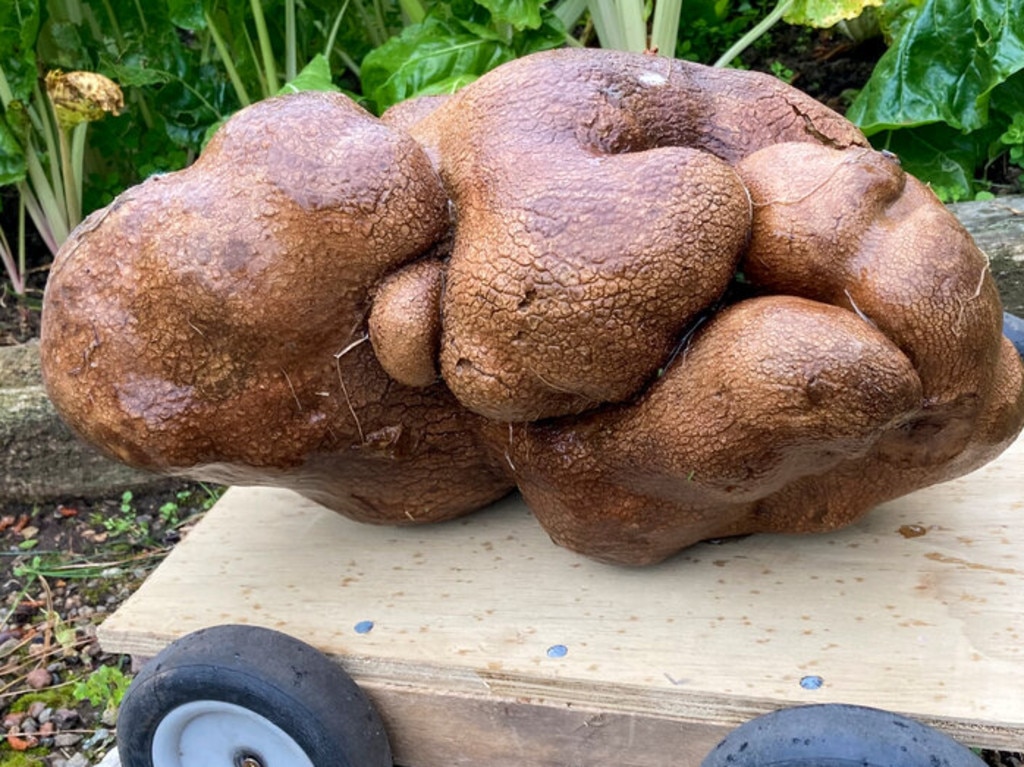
[41,49,1024,565]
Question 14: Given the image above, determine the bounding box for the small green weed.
[769,59,795,84]
[158,484,223,528]
[198,483,225,511]
[999,114,1024,167]
[13,551,165,582]
[73,664,131,715]
[158,501,180,527]
[104,491,148,540]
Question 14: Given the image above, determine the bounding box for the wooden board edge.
[98,621,1024,754]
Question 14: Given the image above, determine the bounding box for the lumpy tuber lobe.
[41,49,1024,565]
[369,259,445,388]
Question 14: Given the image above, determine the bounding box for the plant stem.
[132,0,149,34]
[553,0,588,31]
[714,0,795,68]
[243,26,269,97]
[34,82,66,212]
[17,196,26,287]
[132,90,155,130]
[352,0,384,47]
[651,0,683,57]
[17,182,59,256]
[371,0,388,43]
[250,0,280,94]
[587,0,621,50]
[100,0,126,49]
[589,0,647,52]
[323,0,351,61]
[71,123,88,223]
[0,63,14,108]
[57,128,81,232]
[337,50,361,77]
[79,3,106,44]
[24,153,68,248]
[285,0,297,83]
[618,0,648,51]
[205,11,252,107]
[55,0,82,23]
[398,0,426,24]
[175,79,225,120]
[0,222,24,296]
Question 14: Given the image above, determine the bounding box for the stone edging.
[1,339,170,503]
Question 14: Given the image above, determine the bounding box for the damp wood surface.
[99,432,1024,765]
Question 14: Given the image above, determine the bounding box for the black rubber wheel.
[116,624,391,767]
[700,703,985,767]
[1004,312,1024,359]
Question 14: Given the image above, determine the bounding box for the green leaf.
[100,57,176,88]
[473,0,544,30]
[0,0,41,103]
[680,0,733,25]
[37,19,91,71]
[511,9,569,57]
[277,53,340,94]
[0,116,26,185]
[989,67,1024,121]
[847,0,1024,135]
[785,0,883,29]
[360,15,514,113]
[871,121,1001,201]
[168,0,207,30]
[413,72,480,96]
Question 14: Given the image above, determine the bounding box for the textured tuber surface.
[41,49,1024,565]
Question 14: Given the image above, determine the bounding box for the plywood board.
[99,434,1024,764]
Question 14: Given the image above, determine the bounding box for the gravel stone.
[54,731,83,747]
[53,708,80,728]
[3,711,26,728]
[26,667,53,688]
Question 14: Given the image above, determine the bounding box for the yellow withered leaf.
[45,70,125,130]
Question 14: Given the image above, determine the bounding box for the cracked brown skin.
[40,91,512,524]
[480,136,1024,565]
[497,297,926,564]
[369,259,445,388]
[405,48,868,421]
[736,142,1014,465]
[40,50,1024,564]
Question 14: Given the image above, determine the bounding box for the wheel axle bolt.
[236,755,263,767]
